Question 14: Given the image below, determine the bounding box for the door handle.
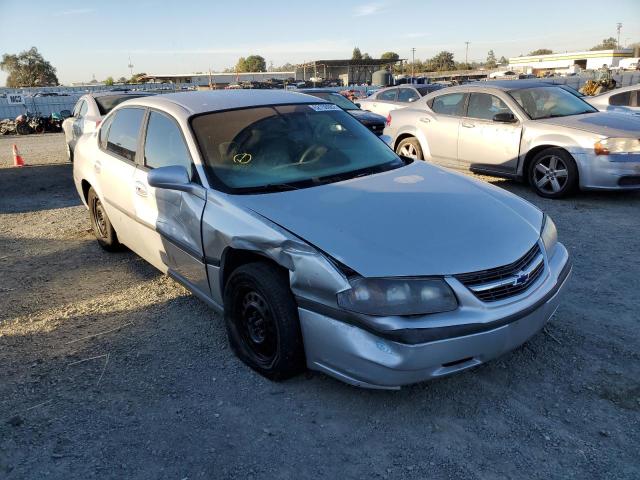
[135,181,148,197]
[94,160,101,174]
[419,117,431,123]
[461,122,475,128]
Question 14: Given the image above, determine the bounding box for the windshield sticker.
[308,104,341,112]
[233,153,252,164]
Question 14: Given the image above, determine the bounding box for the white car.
[357,84,444,117]
[585,85,640,116]
[62,91,154,161]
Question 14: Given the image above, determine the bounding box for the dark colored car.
[298,89,387,136]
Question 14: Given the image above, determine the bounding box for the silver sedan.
[384,81,640,197]
[73,90,570,389]
[585,84,640,116]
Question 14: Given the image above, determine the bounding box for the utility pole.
[465,41,470,66]
[411,47,416,83]
[128,55,134,77]
[616,23,622,49]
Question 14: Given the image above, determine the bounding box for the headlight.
[337,277,458,316]
[541,214,558,257]
[594,138,640,155]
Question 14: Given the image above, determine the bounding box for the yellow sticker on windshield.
[233,153,252,164]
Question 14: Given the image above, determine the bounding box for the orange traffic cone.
[12,144,25,167]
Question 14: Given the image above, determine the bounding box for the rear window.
[417,85,443,96]
[95,94,152,115]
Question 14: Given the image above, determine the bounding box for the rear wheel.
[529,148,578,199]
[224,262,305,381]
[395,137,423,160]
[87,187,121,251]
[66,143,74,162]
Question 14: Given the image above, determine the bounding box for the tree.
[235,55,266,72]
[117,76,127,84]
[431,51,455,71]
[104,76,114,86]
[352,47,363,61]
[362,53,372,60]
[128,72,147,84]
[590,37,618,51]
[380,51,399,61]
[270,62,295,72]
[499,56,508,65]
[485,50,497,69]
[529,49,553,56]
[0,47,58,87]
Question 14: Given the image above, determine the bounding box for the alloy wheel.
[398,143,418,159]
[533,155,569,194]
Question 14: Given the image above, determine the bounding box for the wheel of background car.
[529,148,578,199]
[66,143,74,163]
[16,123,30,135]
[224,262,305,381]
[396,137,423,160]
[87,187,121,251]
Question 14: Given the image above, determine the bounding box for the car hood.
[535,111,640,137]
[348,109,386,124]
[233,162,543,277]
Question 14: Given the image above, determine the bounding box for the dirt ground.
[1,133,639,480]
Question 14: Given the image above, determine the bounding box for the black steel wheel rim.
[533,155,569,194]
[236,288,278,364]
[91,197,108,239]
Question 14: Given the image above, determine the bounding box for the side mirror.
[60,109,72,119]
[355,103,361,108]
[147,165,205,199]
[493,112,517,123]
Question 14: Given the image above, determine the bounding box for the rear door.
[95,107,146,247]
[131,110,208,292]
[457,92,522,173]
[420,92,467,167]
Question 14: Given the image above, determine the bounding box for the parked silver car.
[585,84,640,116]
[62,91,154,161]
[73,90,570,389]
[357,84,444,117]
[385,81,640,197]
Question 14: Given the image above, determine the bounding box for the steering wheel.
[272,144,327,170]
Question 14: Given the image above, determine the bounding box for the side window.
[430,93,467,116]
[73,100,84,117]
[99,115,114,150]
[377,89,398,102]
[609,91,631,107]
[466,93,512,120]
[144,112,192,176]
[397,88,420,103]
[79,101,88,118]
[106,108,145,162]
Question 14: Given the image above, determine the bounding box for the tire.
[395,137,423,160]
[224,262,305,381]
[529,148,578,199]
[66,143,74,163]
[16,123,30,135]
[87,187,121,251]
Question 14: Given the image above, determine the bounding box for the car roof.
[297,89,340,94]
[121,90,328,116]
[593,83,639,98]
[88,91,155,98]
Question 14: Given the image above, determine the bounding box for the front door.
[132,110,208,294]
[457,93,522,173]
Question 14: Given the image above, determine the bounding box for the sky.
[0,0,639,85]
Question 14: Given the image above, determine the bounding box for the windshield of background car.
[306,92,358,110]
[191,103,403,192]
[95,94,152,115]
[509,86,596,119]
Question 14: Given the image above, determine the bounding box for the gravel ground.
[1,133,639,479]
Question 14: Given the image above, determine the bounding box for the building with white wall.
[508,49,635,74]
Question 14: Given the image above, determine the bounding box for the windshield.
[509,86,596,120]
[191,103,404,193]
[95,94,152,115]
[304,92,358,110]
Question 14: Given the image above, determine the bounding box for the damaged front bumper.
[297,243,571,389]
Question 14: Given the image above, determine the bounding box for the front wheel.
[395,137,423,160]
[16,123,30,135]
[87,187,121,251]
[224,262,305,381]
[529,148,578,199]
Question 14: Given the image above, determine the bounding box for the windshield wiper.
[234,182,307,194]
[315,159,405,186]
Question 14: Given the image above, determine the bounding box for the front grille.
[455,243,545,302]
